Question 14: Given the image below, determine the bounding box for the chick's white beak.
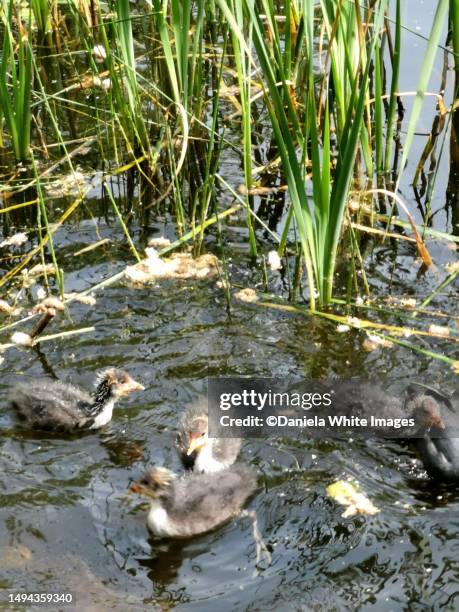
[122,377,145,395]
[187,435,206,456]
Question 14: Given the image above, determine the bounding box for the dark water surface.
[0,209,456,611]
[0,4,458,612]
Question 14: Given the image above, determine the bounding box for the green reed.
[216,0,389,306]
[449,0,458,179]
[0,0,33,161]
[31,0,52,40]
[452,0,459,76]
[396,0,449,191]
[383,0,401,173]
[105,0,149,152]
[0,0,453,313]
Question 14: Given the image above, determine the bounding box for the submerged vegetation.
[0,1,457,366]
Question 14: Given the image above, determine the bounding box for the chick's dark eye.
[140,479,148,485]
[201,432,206,437]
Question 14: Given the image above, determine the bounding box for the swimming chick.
[175,399,242,473]
[9,368,144,431]
[129,463,257,537]
[406,384,459,482]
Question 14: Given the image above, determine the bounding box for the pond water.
[0,209,456,611]
[0,4,458,612]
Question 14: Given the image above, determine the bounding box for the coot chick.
[9,368,144,431]
[176,399,241,473]
[129,463,257,537]
[407,385,459,482]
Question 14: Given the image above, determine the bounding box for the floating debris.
[400,298,417,309]
[29,297,65,340]
[346,316,362,329]
[0,300,22,316]
[347,196,373,215]
[125,248,219,283]
[148,236,172,249]
[326,480,380,518]
[11,331,33,347]
[234,288,259,303]
[363,339,377,352]
[238,183,288,196]
[92,44,107,62]
[31,313,54,341]
[76,73,103,90]
[363,333,393,352]
[267,250,282,271]
[216,279,230,290]
[93,76,111,91]
[32,296,65,316]
[45,170,86,197]
[36,287,47,300]
[0,544,32,569]
[27,264,56,277]
[452,362,459,374]
[0,232,28,248]
[64,292,97,306]
[337,324,350,333]
[125,266,154,284]
[428,324,450,338]
[445,261,459,274]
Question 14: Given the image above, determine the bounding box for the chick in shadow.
[406,383,459,483]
